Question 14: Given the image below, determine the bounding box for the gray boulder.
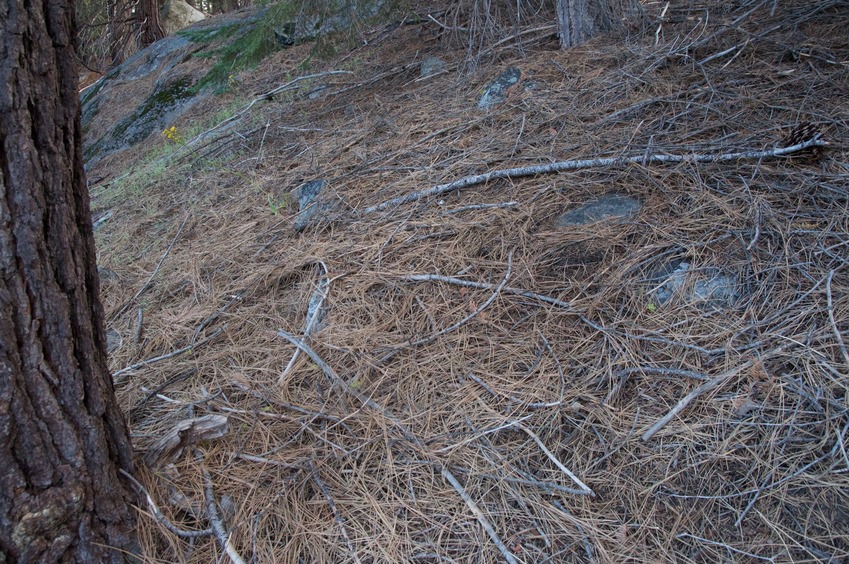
[161,0,206,35]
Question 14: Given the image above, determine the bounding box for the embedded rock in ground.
[651,261,740,308]
[292,179,340,232]
[555,194,642,227]
[421,56,447,78]
[107,329,123,354]
[478,67,522,109]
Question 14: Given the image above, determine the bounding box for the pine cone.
[781,121,825,162]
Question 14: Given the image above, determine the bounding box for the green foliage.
[189,4,296,93]
[186,0,398,93]
[267,192,291,215]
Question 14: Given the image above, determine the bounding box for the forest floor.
[88,1,849,562]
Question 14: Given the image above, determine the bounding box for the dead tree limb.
[362,137,827,214]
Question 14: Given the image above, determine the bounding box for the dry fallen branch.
[197,450,247,564]
[642,346,790,441]
[276,328,405,424]
[467,372,562,409]
[113,326,226,382]
[309,460,362,564]
[403,273,575,310]
[407,251,512,348]
[279,262,330,385]
[439,465,519,564]
[515,423,595,496]
[361,137,827,214]
[119,469,213,539]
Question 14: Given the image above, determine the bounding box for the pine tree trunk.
[108,0,127,66]
[138,0,166,44]
[0,0,139,560]
[556,0,638,48]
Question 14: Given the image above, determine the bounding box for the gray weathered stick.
[439,465,519,564]
[362,137,826,214]
[198,452,247,564]
[642,346,789,441]
[119,469,213,539]
[407,251,512,348]
[516,423,595,496]
[113,326,225,382]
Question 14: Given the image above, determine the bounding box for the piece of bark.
[144,415,229,469]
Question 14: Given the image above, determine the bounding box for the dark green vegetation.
[187,0,392,93]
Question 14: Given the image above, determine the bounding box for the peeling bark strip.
[0,0,138,560]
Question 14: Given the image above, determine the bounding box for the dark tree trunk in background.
[556,0,637,48]
[108,0,127,66]
[138,0,165,44]
[0,0,138,560]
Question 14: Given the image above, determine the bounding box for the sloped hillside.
[87,2,849,562]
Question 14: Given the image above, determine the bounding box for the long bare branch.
[362,137,826,214]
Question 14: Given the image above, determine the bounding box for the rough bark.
[137,0,165,45]
[0,0,138,561]
[556,0,638,48]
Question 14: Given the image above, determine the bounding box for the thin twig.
[361,137,827,214]
[197,451,247,564]
[427,13,467,32]
[734,469,774,527]
[110,212,190,321]
[113,326,226,382]
[119,468,213,539]
[403,273,575,310]
[309,460,362,564]
[193,293,243,344]
[676,533,776,563]
[231,453,303,468]
[407,251,512,348]
[434,413,534,454]
[825,269,849,366]
[276,328,394,418]
[606,366,708,404]
[642,346,790,441]
[515,423,595,496]
[467,372,562,409]
[439,465,519,564]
